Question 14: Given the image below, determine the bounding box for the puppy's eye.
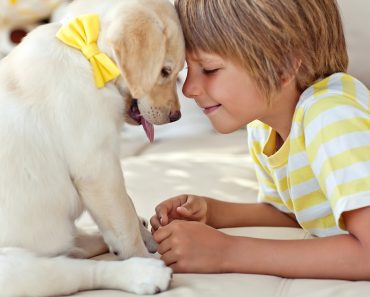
[161,67,171,78]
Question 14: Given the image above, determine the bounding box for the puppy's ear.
[107,7,166,98]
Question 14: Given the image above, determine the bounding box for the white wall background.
[338,0,370,87]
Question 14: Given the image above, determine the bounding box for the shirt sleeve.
[247,125,292,214]
[303,95,370,229]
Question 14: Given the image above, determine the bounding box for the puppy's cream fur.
[0,0,184,295]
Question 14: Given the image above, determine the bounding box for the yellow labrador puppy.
[0,0,184,296]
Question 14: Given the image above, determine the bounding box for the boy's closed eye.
[202,68,220,75]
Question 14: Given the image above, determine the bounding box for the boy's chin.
[211,122,242,134]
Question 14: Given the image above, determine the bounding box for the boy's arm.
[223,206,370,279]
[205,198,299,228]
[155,206,370,279]
[151,195,299,231]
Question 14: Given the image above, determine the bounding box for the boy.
[151,0,370,280]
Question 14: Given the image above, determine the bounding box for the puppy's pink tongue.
[141,117,154,143]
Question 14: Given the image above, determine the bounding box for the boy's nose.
[182,75,200,99]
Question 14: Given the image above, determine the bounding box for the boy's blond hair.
[175,0,348,99]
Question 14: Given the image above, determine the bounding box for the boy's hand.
[150,194,208,232]
[153,220,231,273]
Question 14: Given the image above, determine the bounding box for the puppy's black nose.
[169,110,181,122]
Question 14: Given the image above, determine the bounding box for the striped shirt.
[247,73,370,237]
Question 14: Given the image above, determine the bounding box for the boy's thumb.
[176,202,194,217]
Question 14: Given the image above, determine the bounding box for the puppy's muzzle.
[129,99,181,124]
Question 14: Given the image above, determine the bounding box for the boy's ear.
[281,58,302,86]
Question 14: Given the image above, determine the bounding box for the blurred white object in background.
[0,0,69,58]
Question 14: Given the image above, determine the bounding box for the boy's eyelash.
[202,68,219,75]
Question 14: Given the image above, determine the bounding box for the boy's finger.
[176,205,192,217]
[177,198,197,216]
[156,238,172,255]
[155,204,170,225]
[153,225,172,243]
[150,215,161,231]
[160,249,177,267]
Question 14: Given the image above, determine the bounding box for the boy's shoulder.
[293,73,369,144]
[297,73,369,122]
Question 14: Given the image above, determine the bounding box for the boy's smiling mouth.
[202,104,222,115]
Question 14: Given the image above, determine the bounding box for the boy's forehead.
[186,50,223,64]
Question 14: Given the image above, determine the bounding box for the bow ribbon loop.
[56,14,120,88]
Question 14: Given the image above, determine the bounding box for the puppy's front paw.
[125,258,172,294]
[100,258,172,294]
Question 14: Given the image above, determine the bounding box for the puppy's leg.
[70,225,156,259]
[75,156,149,259]
[68,228,109,259]
[139,218,158,253]
[0,248,172,296]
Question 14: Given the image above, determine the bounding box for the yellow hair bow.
[9,0,17,4]
[56,14,121,88]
